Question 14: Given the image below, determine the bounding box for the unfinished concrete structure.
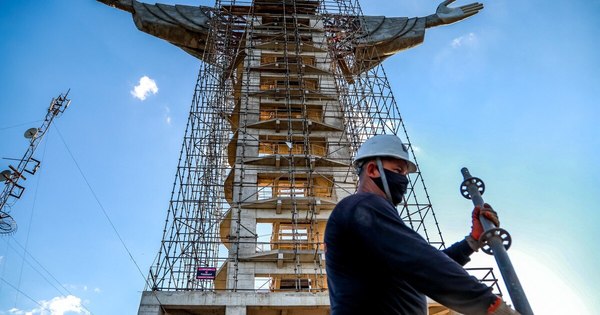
[98,0,501,314]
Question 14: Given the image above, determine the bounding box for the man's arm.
[443,239,476,265]
[350,198,498,314]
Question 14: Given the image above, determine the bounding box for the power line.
[0,138,96,315]
[0,242,96,315]
[5,237,70,297]
[1,274,94,315]
[0,276,50,312]
[15,133,48,306]
[52,124,159,296]
[53,123,166,311]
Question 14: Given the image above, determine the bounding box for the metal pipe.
[460,167,534,315]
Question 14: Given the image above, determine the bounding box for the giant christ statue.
[98,0,482,74]
[96,1,491,313]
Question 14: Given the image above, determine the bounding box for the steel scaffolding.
[143,0,501,310]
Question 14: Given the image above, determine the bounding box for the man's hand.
[97,0,134,13]
[488,297,520,314]
[426,0,484,28]
[470,203,499,241]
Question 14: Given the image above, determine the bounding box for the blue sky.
[1,0,598,314]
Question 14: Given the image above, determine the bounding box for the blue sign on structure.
[196,267,217,280]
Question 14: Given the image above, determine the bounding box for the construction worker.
[325,134,519,315]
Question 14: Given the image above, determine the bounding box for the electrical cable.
[0,276,50,312]
[53,124,165,311]
[0,120,43,132]
[0,237,10,298]
[53,125,148,282]
[6,237,70,297]
[0,135,96,314]
[15,132,48,306]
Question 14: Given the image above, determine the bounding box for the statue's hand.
[433,0,483,26]
[97,0,134,13]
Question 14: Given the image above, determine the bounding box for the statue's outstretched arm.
[96,0,483,75]
[97,0,134,13]
[425,0,484,28]
[97,0,212,62]
[351,0,483,74]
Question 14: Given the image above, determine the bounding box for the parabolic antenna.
[24,128,39,139]
[1,170,11,181]
[0,211,17,235]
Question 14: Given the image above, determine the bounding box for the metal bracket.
[479,227,512,255]
[460,177,485,199]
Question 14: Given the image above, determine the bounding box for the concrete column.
[226,305,246,315]
[137,304,163,315]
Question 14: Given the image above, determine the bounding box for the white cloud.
[451,32,477,48]
[63,284,90,292]
[8,295,90,315]
[44,295,89,315]
[431,32,483,85]
[165,106,172,125]
[131,76,158,101]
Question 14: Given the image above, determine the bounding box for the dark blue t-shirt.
[325,192,496,315]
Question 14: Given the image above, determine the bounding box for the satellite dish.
[24,128,38,139]
[0,211,17,235]
[1,170,10,181]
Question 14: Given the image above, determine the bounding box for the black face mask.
[372,168,409,206]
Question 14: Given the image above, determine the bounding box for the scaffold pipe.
[460,167,534,315]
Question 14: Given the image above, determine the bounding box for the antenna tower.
[0,91,71,235]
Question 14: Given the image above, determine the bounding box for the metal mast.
[1,91,71,235]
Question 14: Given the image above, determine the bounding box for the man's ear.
[365,161,380,178]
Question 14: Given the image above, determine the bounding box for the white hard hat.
[353,135,417,173]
